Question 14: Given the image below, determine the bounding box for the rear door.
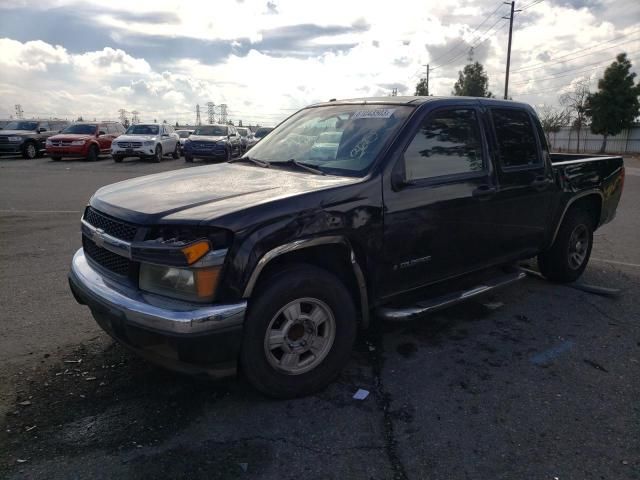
[381,103,500,297]
[484,106,556,258]
[97,124,111,152]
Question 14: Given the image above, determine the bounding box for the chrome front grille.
[83,207,138,242]
[117,141,143,148]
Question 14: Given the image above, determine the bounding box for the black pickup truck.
[69,97,624,398]
[0,119,69,158]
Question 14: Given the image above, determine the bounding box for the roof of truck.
[310,96,531,109]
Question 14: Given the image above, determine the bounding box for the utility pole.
[14,104,24,119]
[118,108,128,125]
[422,64,430,95]
[195,104,201,126]
[503,1,518,100]
[206,101,215,124]
[131,111,139,124]
[391,88,398,96]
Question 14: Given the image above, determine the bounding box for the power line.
[428,2,505,67]
[431,17,508,71]
[510,51,640,86]
[511,30,640,73]
[519,0,544,11]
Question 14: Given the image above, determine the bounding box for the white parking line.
[591,257,640,268]
[0,209,81,214]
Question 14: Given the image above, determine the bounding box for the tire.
[50,156,62,161]
[85,145,98,162]
[172,142,179,159]
[22,142,38,159]
[153,145,162,163]
[185,155,194,163]
[240,264,357,398]
[538,208,594,283]
[225,146,232,162]
[113,156,123,163]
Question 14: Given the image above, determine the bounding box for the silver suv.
[111,123,179,163]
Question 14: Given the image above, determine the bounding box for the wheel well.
[569,194,602,228]
[252,244,366,326]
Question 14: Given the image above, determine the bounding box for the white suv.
[111,123,179,163]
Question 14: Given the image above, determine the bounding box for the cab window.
[403,108,485,181]
[491,108,541,169]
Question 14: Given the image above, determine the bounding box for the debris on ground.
[353,388,370,400]
[18,400,32,406]
[238,463,248,472]
[16,459,27,464]
[483,302,504,311]
[569,283,621,297]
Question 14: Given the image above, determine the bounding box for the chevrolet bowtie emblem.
[93,228,105,248]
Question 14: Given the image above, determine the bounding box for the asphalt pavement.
[0,154,638,479]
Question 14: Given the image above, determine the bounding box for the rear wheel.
[240,264,357,398]
[50,156,62,161]
[85,145,98,162]
[538,208,594,283]
[22,142,38,159]
[153,145,162,163]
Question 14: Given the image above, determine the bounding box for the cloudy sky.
[0,0,638,126]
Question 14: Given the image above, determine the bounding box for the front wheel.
[153,145,162,163]
[85,145,98,162]
[240,264,357,398]
[185,154,194,163]
[22,142,38,159]
[538,208,594,283]
[113,155,123,163]
[172,142,179,159]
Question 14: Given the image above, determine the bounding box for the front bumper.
[0,144,23,154]
[111,145,156,157]
[46,145,88,157]
[68,248,246,377]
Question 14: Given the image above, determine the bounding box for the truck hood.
[90,162,360,225]
[0,130,35,135]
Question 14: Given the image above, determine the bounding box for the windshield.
[194,126,228,136]
[245,105,413,176]
[126,124,159,135]
[254,127,272,138]
[62,124,97,135]
[237,128,248,137]
[176,130,192,138]
[4,121,39,131]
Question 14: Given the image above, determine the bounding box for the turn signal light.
[181,240,211,264]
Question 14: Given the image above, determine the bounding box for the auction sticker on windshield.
[351,109,396,119]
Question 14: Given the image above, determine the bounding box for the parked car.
[253,127,273,141]
[111,123,179,163]
[46,122,125,161]
[236,127,257,152]
[0,119,69,159]
[183,124,242,162]
[69,97,623,398]
[176,129,194,155]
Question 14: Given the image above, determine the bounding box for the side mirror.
[38,127,47,133]
[98,130,106,136]
[391,162,413,190]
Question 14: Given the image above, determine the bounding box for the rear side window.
[491,108,540,168]
[404,108,484,181]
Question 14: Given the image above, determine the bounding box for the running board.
[376,270,527,322]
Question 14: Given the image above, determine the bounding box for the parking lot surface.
[1,154,639,479]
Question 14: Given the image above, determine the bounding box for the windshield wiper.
[229,156,270,168]
[271,159,326,176]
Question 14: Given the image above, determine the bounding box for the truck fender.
[242,235,371,328]
[550,189,603,246]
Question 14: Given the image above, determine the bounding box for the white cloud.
[0,0,638,123]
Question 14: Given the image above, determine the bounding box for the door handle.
[531,176,551,189]
[472,185,497,199]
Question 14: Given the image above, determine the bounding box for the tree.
[452,62,493,97]
[559,79,590,152]
[415,78,429,96]
[76,116,83,121]
[537,105,570,145]
[586,53,640,153]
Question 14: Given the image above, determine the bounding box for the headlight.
[8,136,22,142]
[139,264,220,303]
[46,139,53,145]
[71,140,86,145]
[143,140,154,146]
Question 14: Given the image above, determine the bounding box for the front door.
[381,104,499,298]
